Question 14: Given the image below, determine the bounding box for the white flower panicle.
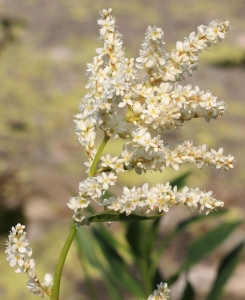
[130,83,228,132]
[74,8,138,156]
[106,182,223,216]
[119,139,234,173]
[137,20,231,81]
[5,224,53,298]
[6,10,233,299]
[148,282,171,300]
[68,9,233,224]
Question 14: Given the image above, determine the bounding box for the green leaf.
[92,227,124,264]
[167,272,181,286]
[125,221,154,295]
[151,210,228,282]
[185,221,243,270]
[93,225,145,297]
[153,268,164,289]
[125,221,154,259]
[206,241,244,300]
[76,226,100,267]
[180,280,195,300]
[125,221,143,258]
[108,260,145,298]
[92,222,126,252]
[170,171,191,189]
[147,218,162,256]
[76,228,123,300]
[75,228,102,300]
[176,210,228,233]
[87,210,163,223]
[77,223,145,298]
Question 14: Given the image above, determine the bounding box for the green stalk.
[50,223,77,300]
[88,133,110,177]
[50,133,110,299]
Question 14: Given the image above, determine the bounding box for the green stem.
[50,223,77,300]
[88,133,110,177]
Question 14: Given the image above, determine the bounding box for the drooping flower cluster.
[5,223,53,298]
[147,282,171,300]
[69,9,233,224]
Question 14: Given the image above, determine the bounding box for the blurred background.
[0,0,244,299]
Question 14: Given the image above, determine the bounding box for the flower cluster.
[136,20,231,81]
[74,11,231,156]
[120,138,233,173]
[148,282,171,300]
[106,182,223,216]
[5,223,53,298]
[5,9,234,300]
[74,8,137,156]
[67,172,118,222]
[68,8,233,225]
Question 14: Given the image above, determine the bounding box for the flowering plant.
[5,8,236,300]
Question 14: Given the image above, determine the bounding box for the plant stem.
[88,133,110,178]
[50,223,77,300]
[50,133,110,299]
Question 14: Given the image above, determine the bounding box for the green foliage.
[206,242,244,300]
[180,280,195,300]
[85,210,163,224]
[185,221,242,269]
[75,173,244,299]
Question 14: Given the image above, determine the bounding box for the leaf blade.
[180,280,196,300]
[206,241,245,300]
[185,221,243,270]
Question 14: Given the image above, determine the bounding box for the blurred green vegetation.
[76,210,244,300]
[74,174,244,300]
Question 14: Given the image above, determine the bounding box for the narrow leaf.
[153,268,164,289]
[180,280,195,300]
[167,272,182,286]
[147,218,162,255]
[206,241,244,300]
[88,210,163,223]
[150,210,227,282]
[176,210,227,233]
[75,229,99,300]
[76,228,123,300]
[170,171,191,189]
[125,222,142,258]
[92,222,126,252]
[185,221,243,270]
[91,225,145,297]
[92,227,124,264]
